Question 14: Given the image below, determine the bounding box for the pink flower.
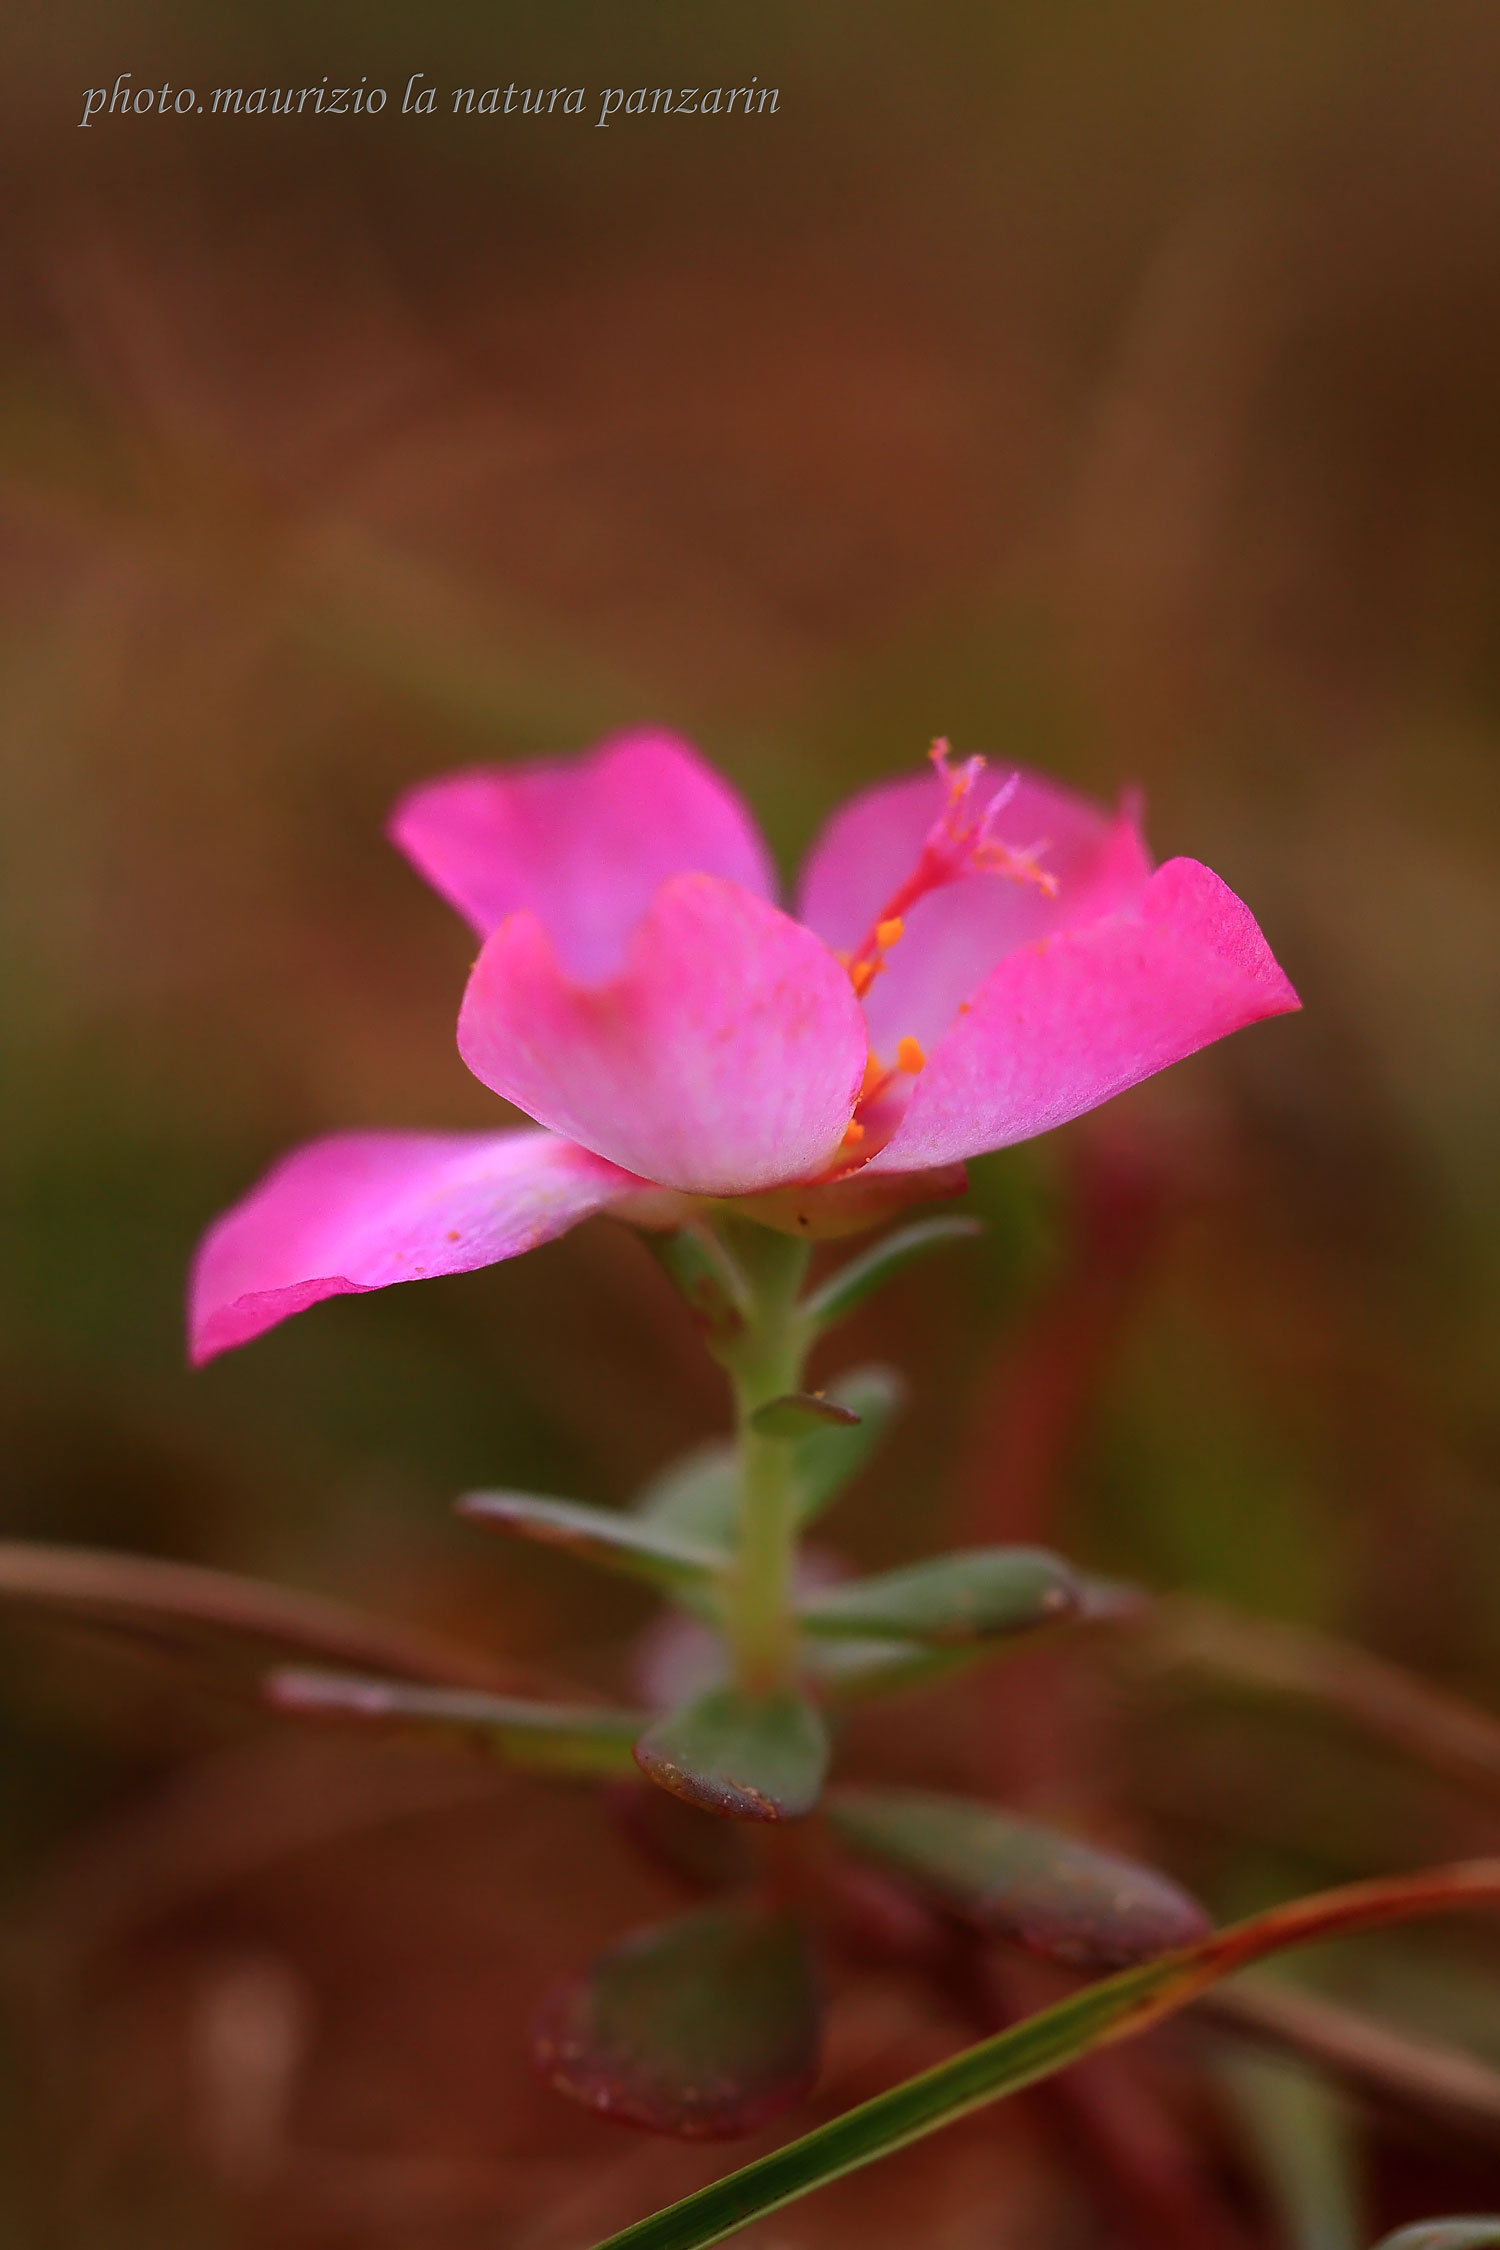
[189,730,1298,1363]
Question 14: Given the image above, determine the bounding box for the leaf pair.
[532,1782,1205,2133]
[455,1365,906,1625]
[535,1783,1202,2144]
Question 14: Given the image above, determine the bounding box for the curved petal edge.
[190,1129,643,1363]
[389,728,776,976]
[866,857,1300,1173]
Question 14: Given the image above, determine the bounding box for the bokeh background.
[3,1,1500,2242]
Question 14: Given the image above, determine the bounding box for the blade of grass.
[588,1861,1500,2250]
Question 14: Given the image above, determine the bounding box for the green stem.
[710,1222,813,1698]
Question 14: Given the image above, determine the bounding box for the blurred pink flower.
[189,730,1298,1362]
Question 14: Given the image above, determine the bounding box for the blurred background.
[3,0,1500,2242]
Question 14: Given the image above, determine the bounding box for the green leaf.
[798,1547,1079,1645]
[635,1442,740,1548]
[634,1686,829,1821]
[586,1858,1500,2250]
[805,1574,1142,1694]
[265,1667,646,1776]
[1373,2230,1500,2250]
[458,1491,728,1601]
[827,1787,1208,1969]
[749,1392,860,1440]
[535,1900,821,2139]
[791,1365,905,1526]
[800,1216,985,1329]
[801,1636,960,1697]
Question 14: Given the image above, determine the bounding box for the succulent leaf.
[265,1667,646,1775]
[827,1786,1209,1969]
[635,1685,829,1821]
[458,1490,727,1603]
[799,1547,1079,1645]
[534,1900,821,2139]
[635,1443,740,1547]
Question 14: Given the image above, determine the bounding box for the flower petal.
[389,728,776,975]
[458,874,868,1196]
[797,766,1151,1053]
[865,858,1300,1172]
[190,1130,644,1363]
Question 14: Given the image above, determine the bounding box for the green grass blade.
[588,1861,1500,2250]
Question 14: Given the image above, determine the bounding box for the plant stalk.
[711,1222,813,1697]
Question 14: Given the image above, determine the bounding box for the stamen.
[896,1036,925,1074]
[840,1119,866,1149]
[859,1051,888,1100]
[841,738,1060,1002]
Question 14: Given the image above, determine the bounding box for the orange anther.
[896,1036,925,1074]
[875,916,905,951]
[840,1119,866,1148]
[849,959,880,997]
[860,1051,887,1099]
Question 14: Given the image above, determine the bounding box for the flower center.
[827,743,1059,1167]
[827,745,1059,1162]
[837,740,1058,1002]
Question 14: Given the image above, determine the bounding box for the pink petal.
[797,767,1151,1054]
[864,858,1300,1173]
[190,1130,644,1363]
[458,874,868,1197]
[389,729,776,976]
